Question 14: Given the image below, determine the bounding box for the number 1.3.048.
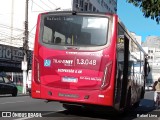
[76,59,96,65]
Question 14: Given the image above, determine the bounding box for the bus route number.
[76,59,96,66]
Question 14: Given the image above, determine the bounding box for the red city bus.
[31,11,150,112]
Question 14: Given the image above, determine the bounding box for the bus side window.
[43,26,52,43]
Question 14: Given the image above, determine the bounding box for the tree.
[127,0,160,23]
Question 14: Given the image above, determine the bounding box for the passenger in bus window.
[55,37,62,44]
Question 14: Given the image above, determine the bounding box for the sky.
[117,0,160,42]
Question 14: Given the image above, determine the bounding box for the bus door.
[120,35,131,108]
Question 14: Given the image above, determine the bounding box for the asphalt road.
[0,91,159,120]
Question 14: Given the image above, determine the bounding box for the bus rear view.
[32,12,114,105]
[32,11,118,111]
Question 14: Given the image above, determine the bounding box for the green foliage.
[127,0,160,23]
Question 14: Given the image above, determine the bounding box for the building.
[142,36,160,83]
[73,0,117,13]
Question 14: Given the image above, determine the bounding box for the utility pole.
[11,0,14,44]
[11,0,15,82]
[22,0,29,94]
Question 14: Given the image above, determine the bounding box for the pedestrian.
[153,78,160,104]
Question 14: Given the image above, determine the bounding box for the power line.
[29,24,36,33]
[48,0,58,7]
[0,31,24,39]
[0,30,34,42]
[0,32,18,39]
[0,38,33,49]
[0,39,23,46]
[0,24,24,32]
[40,0,53,10]
[31,0,47,12]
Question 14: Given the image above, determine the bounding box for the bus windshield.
[41,15,109,46]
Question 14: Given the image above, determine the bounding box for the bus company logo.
[44,59,51,67]
[53,59,73,66]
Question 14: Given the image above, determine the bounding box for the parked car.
[0,75,18,96]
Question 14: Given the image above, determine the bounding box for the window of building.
[75,4,79,9]
[108,8,110,12]
[106,4,108,9]
[93,6,96,12]
[84,2,88,11]
[114,7,117,12]
[80,0,84,8]
[75,0,80,9]
[75,0,79,4]
[89,3,92,11]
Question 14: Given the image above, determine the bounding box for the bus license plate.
[62,77,78,83]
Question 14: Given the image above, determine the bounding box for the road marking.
[0,101,25,105]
